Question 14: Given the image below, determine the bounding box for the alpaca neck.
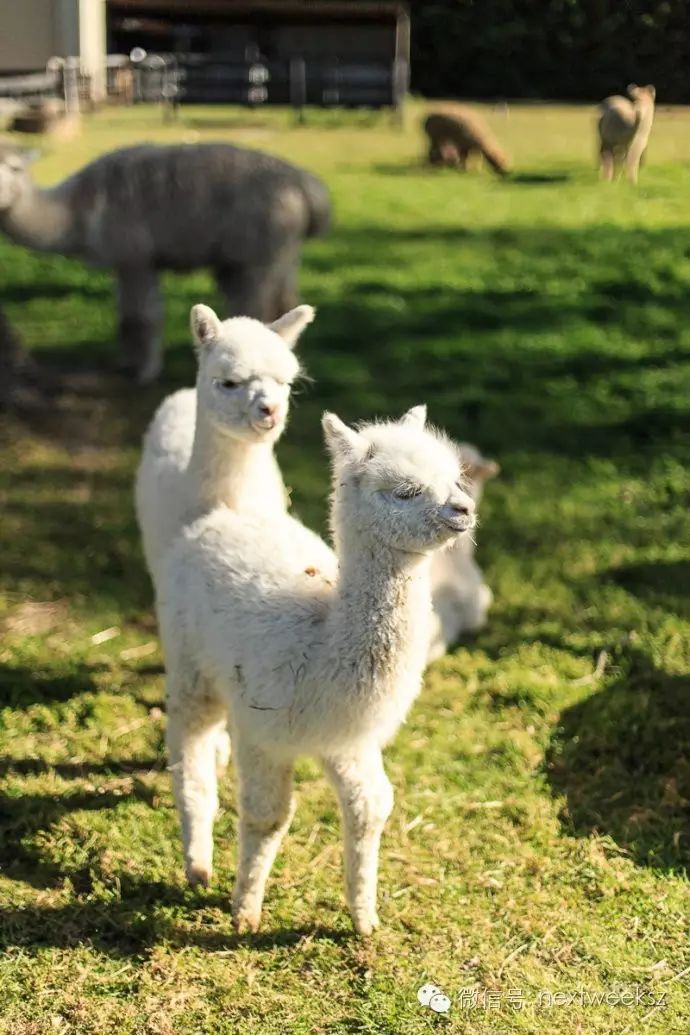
[634,102,654,138]
[328,535,432,708]
[0,183,74,253]
[185,411,281,519]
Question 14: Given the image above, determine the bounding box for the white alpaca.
[598,84,656,184]
[135,302,324,587]
[157,406,475,935]
[429,443,499,659]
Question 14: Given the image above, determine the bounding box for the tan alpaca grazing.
[598,84,656,184]
[423,108,510,176]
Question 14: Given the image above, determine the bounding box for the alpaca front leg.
[115,265,163,384]
[428,141,443,165]
[166,690,226,887]
[626,145,643,184]
[599,147,615,181]
[232,740,295,933]
[323,745,393,936]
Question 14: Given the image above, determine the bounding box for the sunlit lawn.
[0,100,689,1034]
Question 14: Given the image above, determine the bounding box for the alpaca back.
[61,143,330,268]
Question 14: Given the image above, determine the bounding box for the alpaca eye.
[393,485,422,500]
[215,378,240,391]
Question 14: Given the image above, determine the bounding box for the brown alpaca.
[598,84,656,184]
[423,108,510,176]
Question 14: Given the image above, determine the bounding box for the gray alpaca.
[0,143,330,382]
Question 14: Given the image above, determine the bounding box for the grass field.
[1,100,689,1034]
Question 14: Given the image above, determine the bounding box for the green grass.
[1,100,689,1034]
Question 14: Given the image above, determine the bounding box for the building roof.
[108,0,409,23]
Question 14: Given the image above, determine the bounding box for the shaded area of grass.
[546,647,690,870]
[0,103,688,1033]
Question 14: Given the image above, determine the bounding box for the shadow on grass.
[0,783,157,893]
[5,222,690,478]
[0,893,351,955]
[507,171,571,184]
[0,761,351,956]
[0,660,105,708]
[607,560,690,621]
[545,647,690,872]
[0,756,163,778]
[0,741,351,956]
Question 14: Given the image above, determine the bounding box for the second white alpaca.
[135,302,320,587]
[429,442,499,659]
[157,406,475,935]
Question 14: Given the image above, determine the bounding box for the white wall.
[0,0,105,96]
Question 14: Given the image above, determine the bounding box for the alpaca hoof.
[352,911,380,937]
[232,907,261,934]
[186,863,212,888]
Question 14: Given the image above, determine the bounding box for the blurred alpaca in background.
[429,442,499,658]
[598,84,655,183]
[423,108,511,176]
[0,143,330,383]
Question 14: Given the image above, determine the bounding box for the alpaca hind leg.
[115,266,163,384]
[271,251,300,318]
[166,674,226,887]
[322,744,393,936]
[232,740,295,933]
[214,264,277,322]
[215,726,232,777]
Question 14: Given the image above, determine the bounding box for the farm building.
[0,0,409,110]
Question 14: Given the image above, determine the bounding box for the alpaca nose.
[450,500,474,517]
[258,401,278,418]
[440,491,475,531]
[449,492,475,517]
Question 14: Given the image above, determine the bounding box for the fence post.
[64,57,81,115]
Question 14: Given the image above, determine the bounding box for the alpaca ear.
[627,83,639,99]
[400,405,427,429]
[322,412,365,460]
[472,458,500,481]
[646,84,656,99]
[190,304,221,350]
[269,305,315,349]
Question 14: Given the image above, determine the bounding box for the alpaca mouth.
[441,516,474,533]
[251,416,279,432]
